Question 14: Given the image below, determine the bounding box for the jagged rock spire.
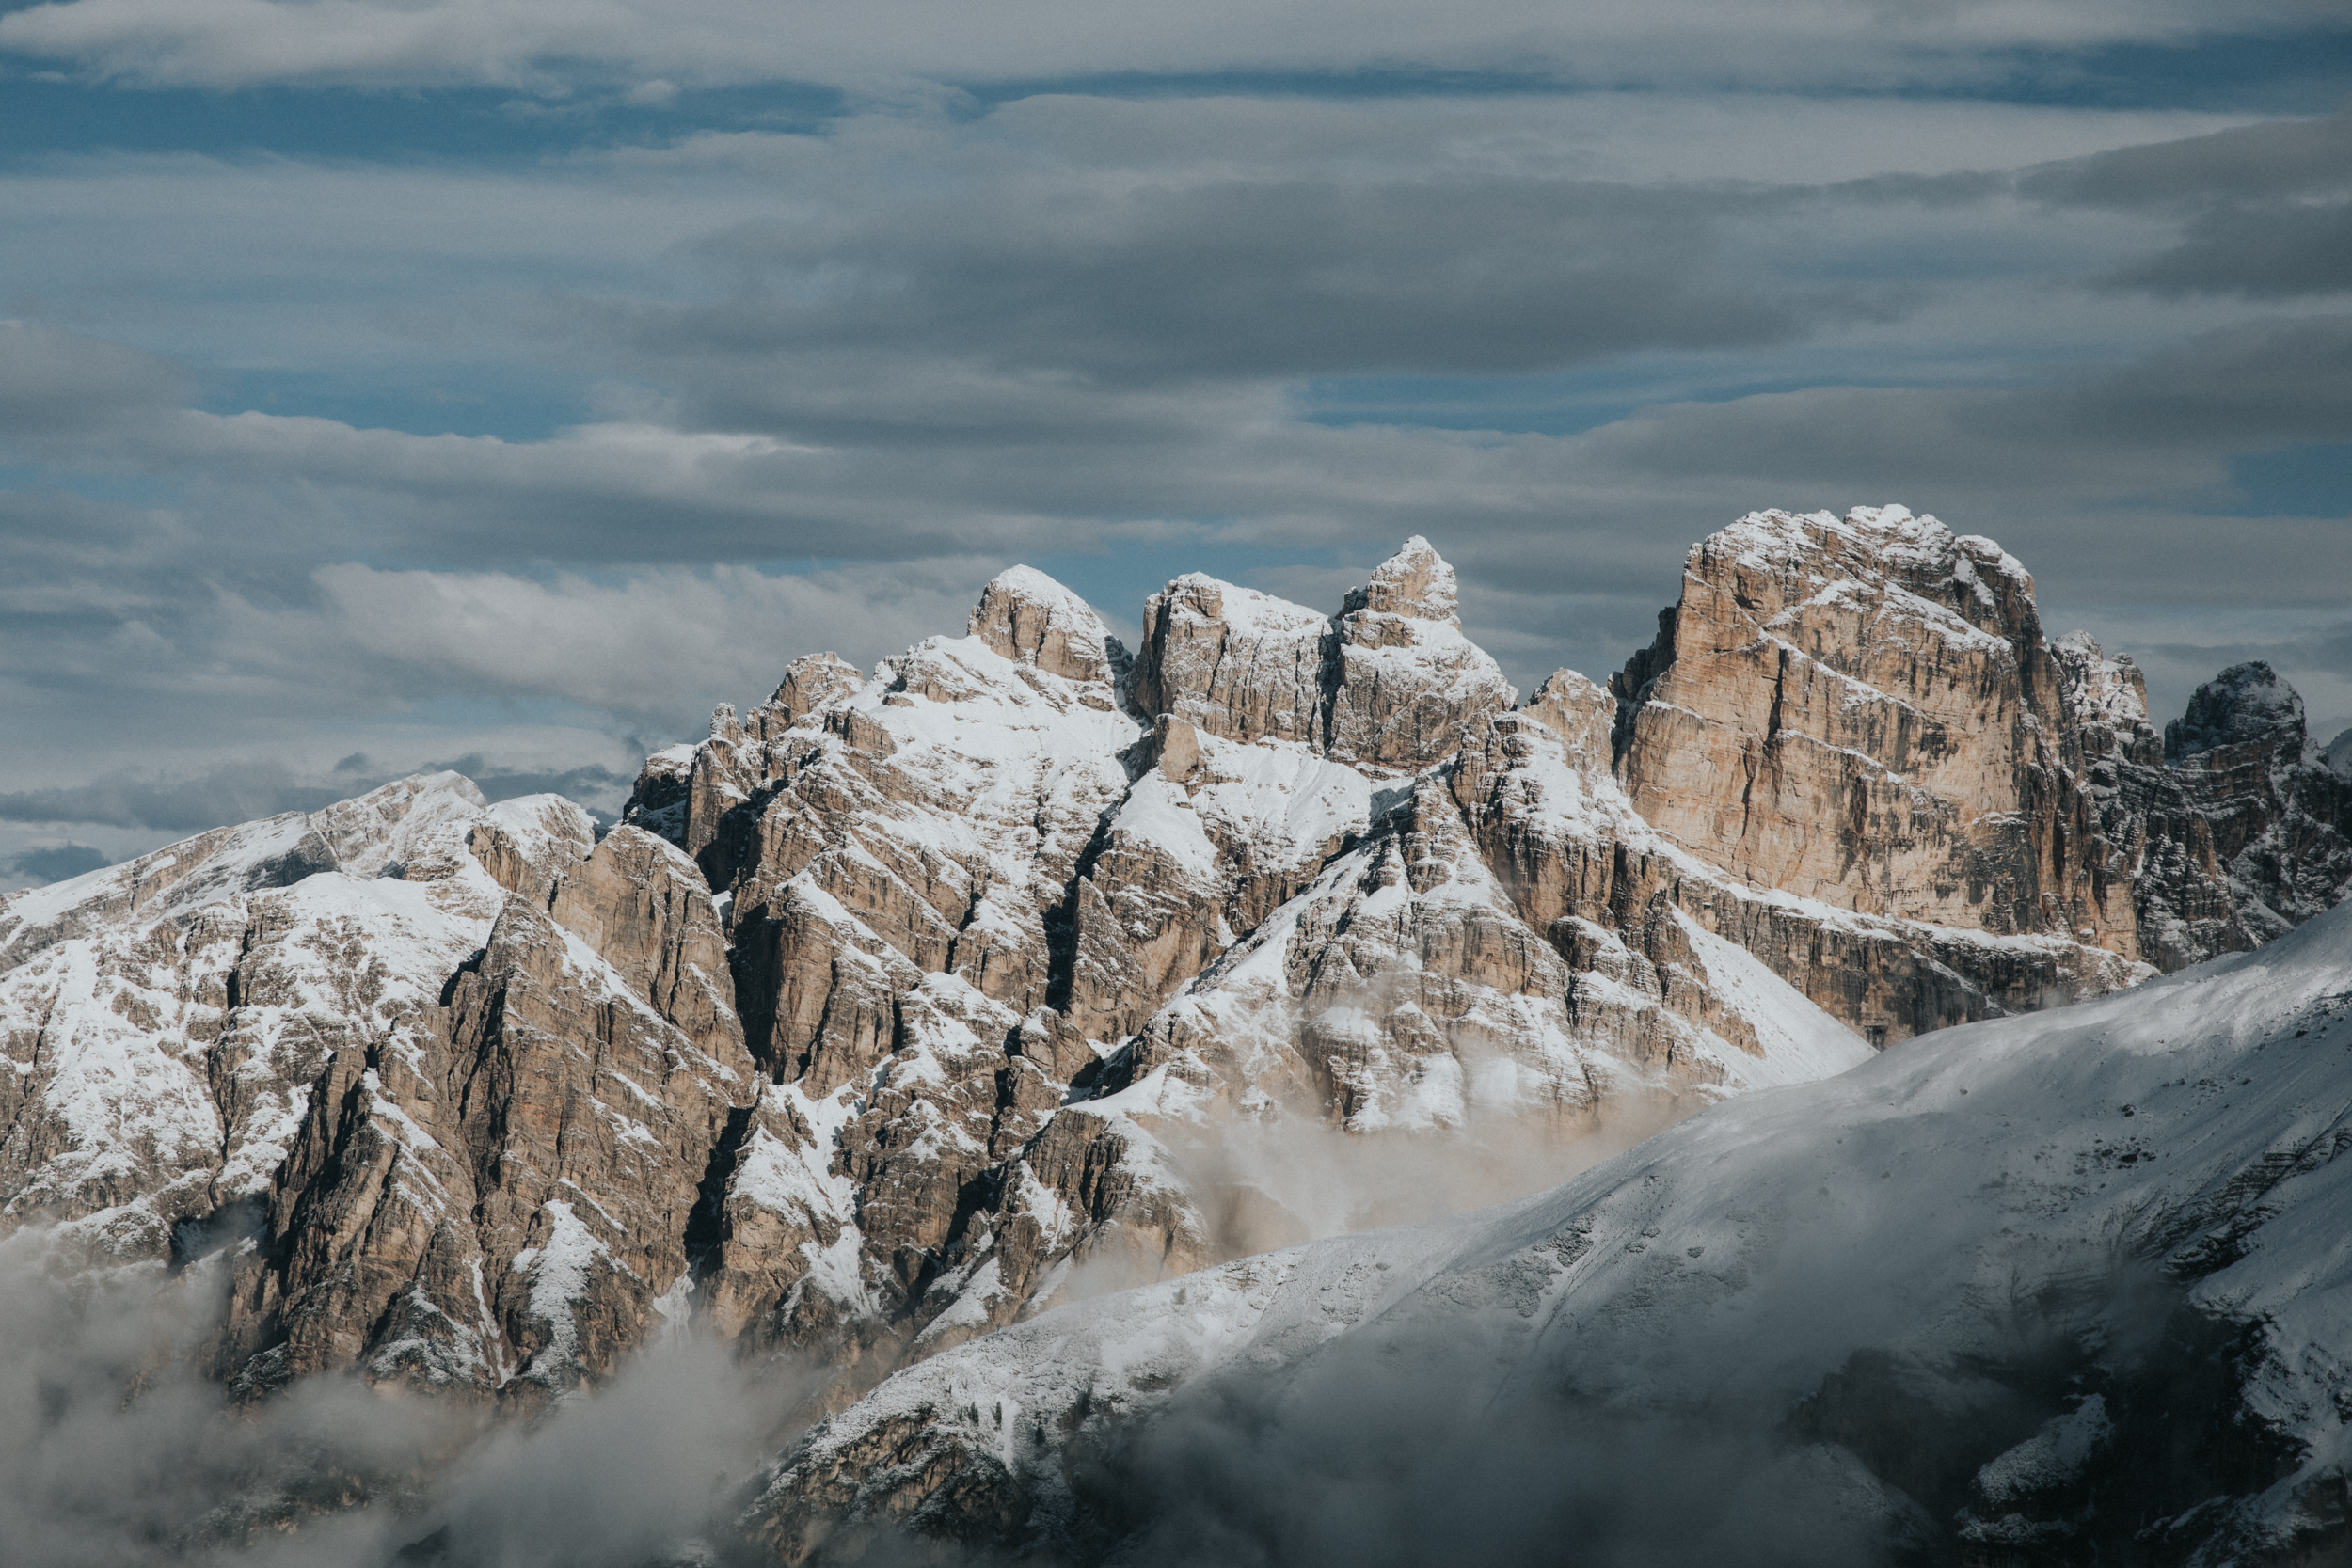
[1341,533,1459,624]
[1327,535,1514,768]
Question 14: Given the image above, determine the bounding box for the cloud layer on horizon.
[0,20,2345,873]
[1,0,2328,92]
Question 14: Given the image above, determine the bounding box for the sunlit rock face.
[627,542,1884,1386]
[1610,506,2137,951]
[4,512,2346,1426]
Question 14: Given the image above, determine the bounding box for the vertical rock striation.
[1611,506,2135,951]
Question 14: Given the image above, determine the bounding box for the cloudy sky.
[0,0,2346,884]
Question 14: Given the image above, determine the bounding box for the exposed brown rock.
[14,510,2352,1460]
[0,775,507,1258]
[550,825,739,1054]
[1612,507,2136,954]
[218,894,756,1401]
[1130,574,1328,746]
[969,564,1125,688]
[758,653,866,736]
[466,794,596,905]
[1127,537,1517,775]
[2059,650,2352,970]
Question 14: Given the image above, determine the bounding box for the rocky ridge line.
[0,509,2344,1435]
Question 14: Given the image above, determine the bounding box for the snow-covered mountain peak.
[1701,503,2030,612]
[2051,627,2153,732]
[1342,533,1459,625]
[0,768,513,976]
[7,512,2352,1564]
[966,562,1123,686]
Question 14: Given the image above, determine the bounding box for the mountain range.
[6,503,2351,1564]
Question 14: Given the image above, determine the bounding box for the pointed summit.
[1328,536,1515,769]
[968,564,1120,684]
[1343,535,1458,624]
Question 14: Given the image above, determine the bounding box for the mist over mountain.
[6,509,2352,1564]
[4,0,2348,1556]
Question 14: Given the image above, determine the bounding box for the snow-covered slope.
[0,773,543,1254]
[748,898,2352,1566]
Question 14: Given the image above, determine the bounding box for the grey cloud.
[0,100,2342,817]
[0,845,110,884]
[2023,107,2352,299]
[139,414,1021,566]
[0,754,630,835]
[419,753,638,817]
[2053,315,2352,444]
[2104,199,2352,296]
[653,179,1820,396]
[1577,314,2352,489]
[0,760,383,832]
[299,559,984,710]
[2022,107,2352,211]
[0,0,2309,93]
[0,320,187,444]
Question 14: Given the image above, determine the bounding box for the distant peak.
[1344,535,1458,624]
[2167,660,2306,760]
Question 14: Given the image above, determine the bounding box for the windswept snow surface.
[755,899,2352,1563]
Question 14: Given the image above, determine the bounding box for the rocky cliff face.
[2054,647,2352,972]
[629,539,1915,1384]
[0,772,758,1404]
[1611,506,2136,950]
[3,509,2345,1437]
[215,825,754,1402]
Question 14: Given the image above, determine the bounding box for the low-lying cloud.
[0,1228,811,1568]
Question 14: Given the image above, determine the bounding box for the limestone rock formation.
[217,889,753,1400]
[1126,535,1515,771]
[6,511,2350,1441]
[466,793,596,905]
[2063,655,2352,969]
[1130,575,1328,748]
[0,774,514,1258]
[1611,506,2135,951]
[1325,535,1517,769]
[609,546,1892,1383]
[0,771,761,1406]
